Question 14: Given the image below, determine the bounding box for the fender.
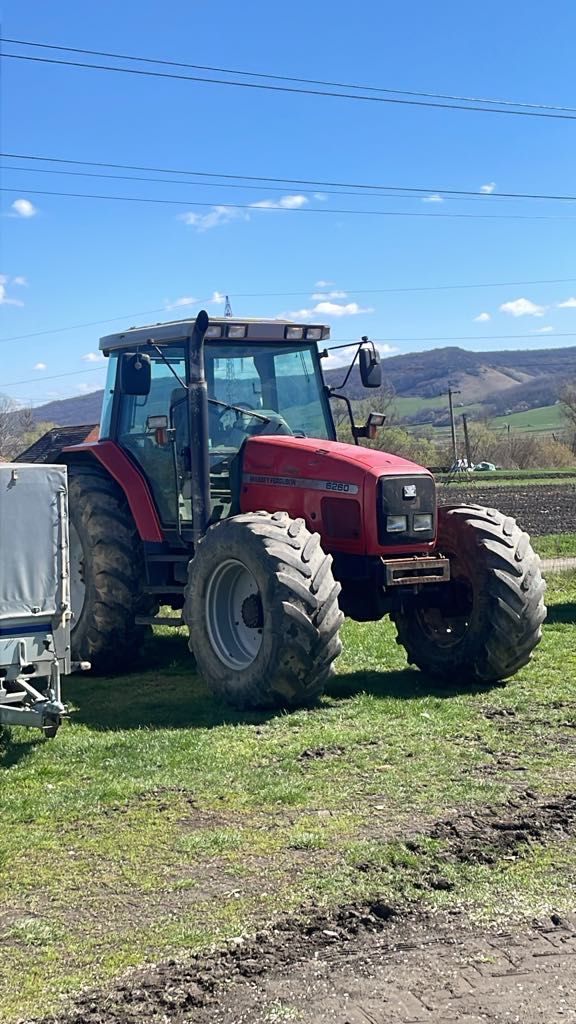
[62,440,164,542]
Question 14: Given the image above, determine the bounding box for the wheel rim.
[69,521,86,625]
[415,576,473,648]
[205,559,264,670]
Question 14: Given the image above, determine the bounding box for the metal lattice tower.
[224,295,233,317]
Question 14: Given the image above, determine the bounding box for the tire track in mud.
[35,792,576,1024]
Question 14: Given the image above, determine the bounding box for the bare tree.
[0,395,20,459]
[0,395,40,460]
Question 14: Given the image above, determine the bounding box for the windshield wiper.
[208,398,270,423]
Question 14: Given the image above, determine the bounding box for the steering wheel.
[213,401,255,426]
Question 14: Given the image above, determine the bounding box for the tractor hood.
[240,435,436,557]
[242,434,430,481]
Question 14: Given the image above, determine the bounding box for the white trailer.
[0,463,75,736]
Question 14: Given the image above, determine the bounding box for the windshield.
[205,342,333,449]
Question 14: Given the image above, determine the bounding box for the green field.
[391,398,566,436]
[435,468,576,486]
[1,568,576,1021]
[491,403,566,432]
[392,395,482,420]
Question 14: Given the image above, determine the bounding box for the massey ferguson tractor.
[50,311,545,708]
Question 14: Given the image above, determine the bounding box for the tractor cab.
[98,316,380,531]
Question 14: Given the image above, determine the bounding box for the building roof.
[14,424,99,463]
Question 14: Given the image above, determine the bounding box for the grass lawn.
[533,532,576,558]
[2,574,576,1020]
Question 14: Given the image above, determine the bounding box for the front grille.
[377,474,436,546]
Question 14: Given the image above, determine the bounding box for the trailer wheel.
[68,464,157,673]
[184,511,344,709]
[392,505,546,684]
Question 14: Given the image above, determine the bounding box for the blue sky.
[2,0,576,406]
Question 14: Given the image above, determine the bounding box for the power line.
[3,186,574,221]
[0,308,170,342]
[3,335,576,391]
[8,152,576,204]
[0,367,104,389]
[5,50,576,122]
[6,153,576,203]
[3,37,576,117]
[3,277,576,344]
[0,163,528,204]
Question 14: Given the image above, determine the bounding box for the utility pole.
[462,413,472,467]
[447,384,461,467]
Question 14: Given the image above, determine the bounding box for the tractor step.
[146,553,190,563]
[143,585,185,594]
[136,615,184,626]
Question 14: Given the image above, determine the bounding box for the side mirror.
[354,411,386,441]
[119,352,151,396]
[359,342,382,389]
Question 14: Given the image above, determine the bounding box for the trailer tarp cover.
[0,464,67,620]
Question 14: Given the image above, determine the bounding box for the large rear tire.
[68,464,157,673]
[392,504,546,683]
[183,511,344,709]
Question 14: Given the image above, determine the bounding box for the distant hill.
[30,390,105,426]
[25,345,576,428]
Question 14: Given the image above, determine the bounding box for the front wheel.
[392,504,546,683]
[183,511,344,709]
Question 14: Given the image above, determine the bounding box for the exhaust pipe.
[188,310,210,548]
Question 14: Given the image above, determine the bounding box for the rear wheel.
[68,464,157,673]
[392,504,546,683]
[184,511,344,709]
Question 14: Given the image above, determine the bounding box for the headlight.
[413,513,433,532]
[305,327,323,341]
[386,515,407,533]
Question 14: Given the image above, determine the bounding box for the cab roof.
[99,316,331,352]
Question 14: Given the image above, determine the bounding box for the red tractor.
[54,311,545,708]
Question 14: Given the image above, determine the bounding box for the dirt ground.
[36,907,576,1024]
[438,483,576,535]
[38,793,576,1024]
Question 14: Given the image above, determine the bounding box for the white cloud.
[558,297,576,309]
[311,290,348,300]
[480,182,496,194]
[11,198,37,218]
[422,194,444,203]
[286,301,374,320]
[210,290,226,305]
[314,193,328,201]
[499,297,546,318]
[474,312,491,322]
[165,295,198,311]
[12,275,28,286]
[323,341,396,370]
[533,325,554,333]
[82,352,106,363]
[179,206,247,231]
[251,194,308,210]
[315,280,335,288]
[34,362,47,371]
[0,282,24,306]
